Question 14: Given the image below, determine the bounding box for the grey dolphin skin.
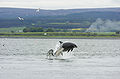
[47,41,77,57]
[54,41,77,56]
[47,49,54,59]
[60,41,77,52]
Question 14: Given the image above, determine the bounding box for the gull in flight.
[18,17,24,20]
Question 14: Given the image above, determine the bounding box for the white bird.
[36,8,40,13]
[18,17,24,20]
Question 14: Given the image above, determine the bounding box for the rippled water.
[0,38,120,79]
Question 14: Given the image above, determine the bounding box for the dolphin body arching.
[54,41,77,56]
[47,41,77,57]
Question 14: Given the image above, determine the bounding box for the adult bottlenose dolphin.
[47,41,77,57]
[54,41,77,56]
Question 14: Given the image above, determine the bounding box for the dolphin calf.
[47,49,54,59]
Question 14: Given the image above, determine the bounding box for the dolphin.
[54,41,77,56]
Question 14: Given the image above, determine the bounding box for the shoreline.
[0,36,120,39]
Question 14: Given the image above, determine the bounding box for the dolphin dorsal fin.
[59,41,63,44]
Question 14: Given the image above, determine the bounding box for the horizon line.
[0,6,120,10]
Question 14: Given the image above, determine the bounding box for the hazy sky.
[0,0,120,9]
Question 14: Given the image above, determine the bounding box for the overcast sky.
[0,0,120,9]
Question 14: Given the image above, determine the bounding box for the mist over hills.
[0,7,120,29]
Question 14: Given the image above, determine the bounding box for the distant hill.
[0,7,120,29]
[0,7,120,17]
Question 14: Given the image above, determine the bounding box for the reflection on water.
[0,38,120,79]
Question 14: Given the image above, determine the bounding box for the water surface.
[0,38,120,79]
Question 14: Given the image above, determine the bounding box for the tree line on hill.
[23,27,71,32]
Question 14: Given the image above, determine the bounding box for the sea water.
[0,38,120,79]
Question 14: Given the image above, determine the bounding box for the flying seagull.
[36,8,40,13]
[18,17,24,20]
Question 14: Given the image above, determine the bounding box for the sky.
[0,0,120,9]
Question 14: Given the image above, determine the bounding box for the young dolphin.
[47,49,54,59]
[54,41,77,56]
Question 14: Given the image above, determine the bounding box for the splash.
[86,18,120,32]
[54,42,61,54]
[47,41,73,59]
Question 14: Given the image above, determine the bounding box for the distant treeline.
[0,32,120,38]
[23,27,71,32]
